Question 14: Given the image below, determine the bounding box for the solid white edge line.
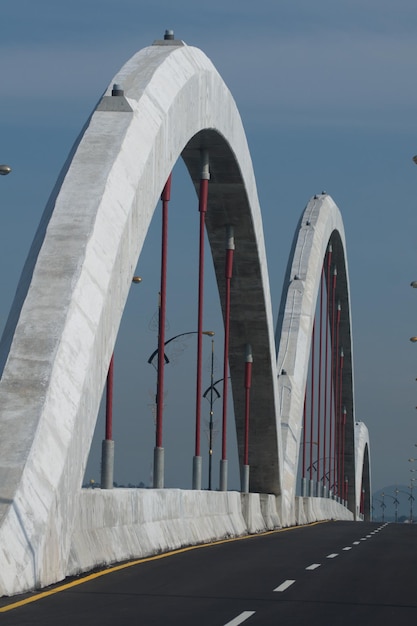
[306,563,321,570]
[274,579,296,592]
[223,611,256,626]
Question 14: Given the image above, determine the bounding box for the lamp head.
[0,164,11,175]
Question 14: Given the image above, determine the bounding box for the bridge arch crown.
[275,194,359,517]
[0,40,281,594]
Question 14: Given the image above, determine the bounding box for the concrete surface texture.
[0,38,367,597]
[275,195,367,519]
[67,489,352,580]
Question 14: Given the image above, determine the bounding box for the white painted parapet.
[259,494,281,529]
[300,497,353,524]
[240,493,269,534]
[67,489,351,580]
[68,489,248,576]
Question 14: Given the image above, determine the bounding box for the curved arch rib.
[0,39,281,594]
[275,194,361,519]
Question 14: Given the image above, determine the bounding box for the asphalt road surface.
[1,520,417,625]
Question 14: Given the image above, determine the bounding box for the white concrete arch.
[0,38,281,594]
[275,194,359,519]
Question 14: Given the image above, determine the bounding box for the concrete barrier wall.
[299,497,354,524]
[68,489,247,576]
[67,489,353,580]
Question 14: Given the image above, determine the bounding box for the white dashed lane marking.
[223,611,256,625]
[271,528,384,603]
[274,580,296,592]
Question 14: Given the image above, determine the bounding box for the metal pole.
[154,173,172,488]
[220,225,234,491]
[193,150,209,490]
[148,330,214,366]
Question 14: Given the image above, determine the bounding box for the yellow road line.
[0,520,328,612]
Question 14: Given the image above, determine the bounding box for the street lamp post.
[408,283,417,518]
[382,492,399,523]
[148,330,215,366]
[301,441,318,497]
[396,486,415,523]
[203,374,230,490]
[148,329,214,489]
[373,496,386,522]
[410,480,416,522]
[202,339,219,490]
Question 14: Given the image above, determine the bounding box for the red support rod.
[244,345,253,466]
[302,394,307,480]
[316,269,324,488]
[105,353,114,440]
[334,301,341,494]
[337,348,344,491]
[221,226,234,461]
[155,173,172,449]
[341,405,347,500]
[195,151,209,458]
[309,321,315,481]
[329,266,337,493]
[324,244,332,488]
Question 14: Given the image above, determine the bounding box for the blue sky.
[1,1,417,505]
